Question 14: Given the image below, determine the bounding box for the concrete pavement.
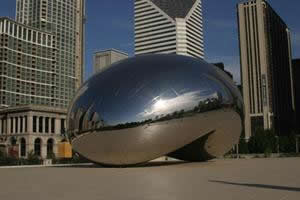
[0,158,299,200]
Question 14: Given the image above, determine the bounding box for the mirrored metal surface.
[67,54,243,166]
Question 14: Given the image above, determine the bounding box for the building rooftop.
[94,49,128,56]
[0,105,67,114]
[150,0,197,19]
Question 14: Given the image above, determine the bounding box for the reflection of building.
[237,0,294,138]
[0,105,67,159]
[293,59,300,131]
[213,63,233,79]
[0,17,55,107]
[93,49,128,74]
[14,0,86,108]
[134,0,204,59]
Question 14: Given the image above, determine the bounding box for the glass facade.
[0,0,85,108]
[16,0,86,108]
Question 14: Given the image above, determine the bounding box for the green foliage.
[0,153,19,166]
[279,134,296,153]
[238,128,299,155]
[26,151,42,165]
[264,147,273,158]
[248,128,276,154]
[0,150,4,158]
[238,138,249,154]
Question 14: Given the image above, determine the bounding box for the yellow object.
[58,142,72,158]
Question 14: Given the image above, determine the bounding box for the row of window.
[0,19,54,47]
[0,91,54,107]
[0,116,27,134]
[32,116,66,134]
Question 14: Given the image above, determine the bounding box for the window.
[45,117,49,133]
[10,117,13,133]
[20,117,23,133]
[25,116,27,132]
[34,138,41,156]
[39,117,43,133]
[15,117,18,133]
[51,118,55,133]
[60,119,65,134]
[28,30,32,41]
[33,116,37,132]
[47,138,54,157]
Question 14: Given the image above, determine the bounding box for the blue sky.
[1,0,299,83]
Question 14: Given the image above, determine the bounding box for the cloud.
[137,91,218,119]
[206,55,241,84]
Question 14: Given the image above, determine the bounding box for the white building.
[134,0,204,59]
[93,49,128,74]
[0,105,67,159]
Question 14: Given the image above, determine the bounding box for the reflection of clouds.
[138,91,219,119]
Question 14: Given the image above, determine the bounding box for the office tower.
[93,49,128,74]
[292,59,300,130]
[237,0,294,138]
[0,17,56,107]
[16,0,86,108]
[134,0,204,59]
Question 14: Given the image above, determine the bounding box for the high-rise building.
[0,17,56,107]
[134,0,204,59]
[237,0,294,138]
[93,49,128,74]
[0,1,85,158]
[15,0,86,108]
[292,59,300,131]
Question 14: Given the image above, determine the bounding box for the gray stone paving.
[0,158,300,200]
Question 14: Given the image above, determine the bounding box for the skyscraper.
[0,17,56,107]
[15,0,86,108]
[292,59,300,131]
[93,49,128,74]
[237,0,294,138]
[134,0,204,59]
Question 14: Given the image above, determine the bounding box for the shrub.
[26,151,42,165]
[248,128,276,154]
[279,135,296,153]
[239,138,249,154]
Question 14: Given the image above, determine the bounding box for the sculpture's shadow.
[54,161,194,168]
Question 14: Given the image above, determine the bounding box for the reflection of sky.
[138,91,218,119]
[69,55,237,127]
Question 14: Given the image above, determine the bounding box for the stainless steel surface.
[67,54,243,166]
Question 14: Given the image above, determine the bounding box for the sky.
[0,0,299,83]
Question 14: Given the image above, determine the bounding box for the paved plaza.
[0,158,300,200]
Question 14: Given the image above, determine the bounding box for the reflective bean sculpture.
[67,54,243,166]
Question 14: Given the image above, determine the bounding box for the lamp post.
[236,143,239,159]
